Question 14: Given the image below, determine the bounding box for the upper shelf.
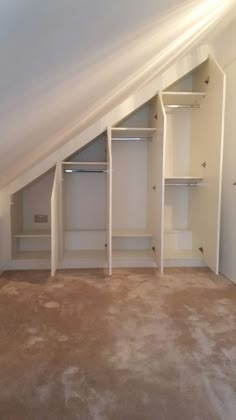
[112,127,156,140]
[14,230,51,238]
[162,92,206,107]
[165,177,203,186]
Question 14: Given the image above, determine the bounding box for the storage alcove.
[162,57,225,273]
[60,133,111,269]
[7,56,225,276]
[111,97,163,269]
[10,168,55,261]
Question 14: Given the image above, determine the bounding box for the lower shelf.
[164,249,205,267]
[13,251,51,260]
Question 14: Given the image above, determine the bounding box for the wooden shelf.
[14,230,51,238]
[165,177,203,186]
[162,91,206,107]
[112,127,156,140]
[112,229,152,237]
[13,251,51,260]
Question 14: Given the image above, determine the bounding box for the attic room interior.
[0,1,236,419]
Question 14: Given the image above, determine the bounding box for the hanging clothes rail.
[64,169,108,173]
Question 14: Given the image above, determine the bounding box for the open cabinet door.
[107,128,112,275]
[151,94,166,274]
[190,57,226,274]
[51,163,61,277]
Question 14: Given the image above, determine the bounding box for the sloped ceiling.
[0,0,235,187]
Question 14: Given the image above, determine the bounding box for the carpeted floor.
[0,268,236,420]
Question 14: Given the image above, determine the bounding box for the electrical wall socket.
[34,214,48,223]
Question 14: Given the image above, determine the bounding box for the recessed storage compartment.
[61,133,109,268]
[10,169,55,260]
[162,58,225,271]
[6,57,225,275]
[111,99,159,267]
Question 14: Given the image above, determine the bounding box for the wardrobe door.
[51,163,61,277]
[107,128,112,275]
[151,95,166,274]
[190,57,226,274]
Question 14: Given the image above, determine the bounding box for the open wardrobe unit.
[8,56,225,275]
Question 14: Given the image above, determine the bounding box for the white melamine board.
[162,92,206,106]
[164,108,192,177]
[112,140,148,231]
[65,135,106,162]
[112,229,152,237]
[220,58,236,284]
[112,127,156,139]
[10,192,23,257]
[189,57,225,274]
[115,101,153,128]
[150,94,166,273]
[15,230,51,237]
[64,172,106,230]
[164,187,189,230]
[22,171,54,232]
[64,230,106,251]
[51,164,60,277]
[165,177,203,185]
[107,128,112,275]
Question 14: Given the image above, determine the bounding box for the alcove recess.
[162,57,224,272]
[111,97,162,267]
[10,168,55,260]
[60,133,110,268]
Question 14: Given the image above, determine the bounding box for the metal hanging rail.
[64,169,108,173]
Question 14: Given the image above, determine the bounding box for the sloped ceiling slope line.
[8,47,209,195]
[0,0,235,189]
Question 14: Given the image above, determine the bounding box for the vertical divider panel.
[151,94,166,274]
[190,57,226,274]
[51,163,60,277]
[107,127,112,276]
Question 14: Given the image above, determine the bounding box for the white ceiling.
[0,0,235,187]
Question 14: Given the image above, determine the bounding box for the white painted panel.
[51,164,60,277]
[65,231,106,251]
[66,135,106,162]
[150,95,166,273]
[112,141,148,230]
[64,172,106,230]
[164,187,189,230]
[165,109,191,177]
[22,171,54,231]
[190,57,225,274]
[220,58,236,284]
[107,128,112,275]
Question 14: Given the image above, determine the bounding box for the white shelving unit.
[162,91,206,107]
[9,57,225,275]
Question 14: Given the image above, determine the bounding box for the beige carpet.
[0,268,236,420]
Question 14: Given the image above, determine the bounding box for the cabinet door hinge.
[204,76,209,85]
[154,114,158,120]
[199,246,204,254]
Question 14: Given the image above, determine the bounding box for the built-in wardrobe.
[9,57,225,275]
